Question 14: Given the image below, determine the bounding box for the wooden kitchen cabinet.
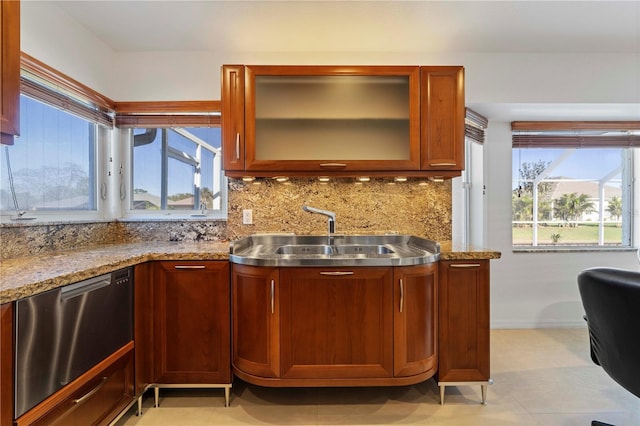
[393,264,438,378]
[133,262,154,408]
[279,267,394,380]
[231,263,438,387]
[1,0,20,145]
[221,64,465,178]
[152,261,231,385]
[221,65,245,172]
[1,302,14,426]
[421,66,465,172]
[438,259,490,404]
[222,65,422,175]
[15,343,135,426]
[231,264,280,380]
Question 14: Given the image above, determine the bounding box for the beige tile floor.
[116,328,640,426]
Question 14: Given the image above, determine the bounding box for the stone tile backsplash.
[0,178,451,259]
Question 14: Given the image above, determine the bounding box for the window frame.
[0,54,113,223]
[116,101,227,221]
[511,121,640,251]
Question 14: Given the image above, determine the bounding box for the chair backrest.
[578,267,640,399]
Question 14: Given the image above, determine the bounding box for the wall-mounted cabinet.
[0,0,20,145]
[221,65,464,178]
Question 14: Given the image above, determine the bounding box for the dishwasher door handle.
[60,274,112,300]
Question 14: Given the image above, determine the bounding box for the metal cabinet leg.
[224,386,231,407]
[154,385,159,407]
[137,395,143,415]
[438,380,493,405]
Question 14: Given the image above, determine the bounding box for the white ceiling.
[39,1,640,121]
[52,0,640,54]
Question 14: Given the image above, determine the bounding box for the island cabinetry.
[393,264,438,378]
[421,66,465,172]
[438,259,490,404]
[232,264,280,379]
[152,261,231,385]
[222,65,422,174]
[279,267,394,380]
[1,0,20,144]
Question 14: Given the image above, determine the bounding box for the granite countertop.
[0,240,500,304]
[0,242,230,304]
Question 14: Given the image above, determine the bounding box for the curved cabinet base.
[233,366,437,388]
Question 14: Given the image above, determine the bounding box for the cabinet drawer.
[15,343,134,426]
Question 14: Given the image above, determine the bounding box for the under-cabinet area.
[0,242,499,425]
[222,65,464,177]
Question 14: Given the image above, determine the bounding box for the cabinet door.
[394,264,438,377]
[279,267,393,379]
[232,264,280,378]
[133,262,154,394]
[221,65,245,171]
[0,0,20,144]
[153,261,231,384]
[421,66,465,172]
[1,303,13,426]
[438,260,490,382]
[242,65,421,173]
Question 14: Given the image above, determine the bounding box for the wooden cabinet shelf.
[221,64,464,177]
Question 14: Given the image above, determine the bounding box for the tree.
[606,195,622,222]
[516,160,555,197]
[553,192,594,226]
[512,193,552,224]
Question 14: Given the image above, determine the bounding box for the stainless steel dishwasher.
[14,267,133,418]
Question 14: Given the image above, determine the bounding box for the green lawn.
[513,223,622,245]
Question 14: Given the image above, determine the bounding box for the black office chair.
[577,267,640,426]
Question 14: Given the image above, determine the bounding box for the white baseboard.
[490,320,587,329]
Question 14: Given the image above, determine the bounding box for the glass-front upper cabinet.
[221,65,465,177]
[222,65,421,174]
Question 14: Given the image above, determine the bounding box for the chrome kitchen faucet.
[302,205,336,237]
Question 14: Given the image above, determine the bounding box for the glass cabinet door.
[244,66,421,172]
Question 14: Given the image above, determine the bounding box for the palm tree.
[553,192,595,226]
[606,195,622,222]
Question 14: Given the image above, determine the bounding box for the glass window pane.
[130,127,223,213]
[512,147,630,248]
[1,95,96,213]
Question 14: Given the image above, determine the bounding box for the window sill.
[513,246,636,253]
[118,215,227,223]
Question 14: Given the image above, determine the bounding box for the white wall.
[20,1,114,97]
[485,122,640,328]
[21,4,640,328]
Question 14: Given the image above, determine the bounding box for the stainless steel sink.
[335,244,395,255]
[230,234,439,267]
[275,244,334,255]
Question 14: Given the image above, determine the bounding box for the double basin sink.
[229,234,440,267]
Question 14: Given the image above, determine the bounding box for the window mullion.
[161,129,169,210]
